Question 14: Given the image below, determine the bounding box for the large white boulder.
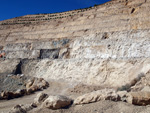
[42,95,72,109]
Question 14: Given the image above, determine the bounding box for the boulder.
[41,79,49,89]
[25,79,33,89]
[14,89,26,97]
[26,85,39,94]
[1,91,23,100]
[34,78,49,89]
[9,104,35,113]
[117,91,128,102]
[9,105,26,113]
[126,91,150,106]
[42,95,72,109]
[26,77,49,90]
[20,104,34,112]
[1,91,15,99]
[1,91,7,99]
[25,77,49,95]
[74,89,119,105]
[34,92,48,105]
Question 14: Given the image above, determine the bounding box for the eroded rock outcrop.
[117,91,128,102]
[74,89,119,105]
[126,91,150,106]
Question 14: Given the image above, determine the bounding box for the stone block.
[40,49,60,59]
[5,50,40,59]
[42,95,72,109]
[3,43,32,51]
[32,39,70,50]
[0,59,20,74]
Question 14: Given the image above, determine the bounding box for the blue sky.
[0,0,110,21]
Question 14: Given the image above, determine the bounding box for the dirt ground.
[0,79,150,113]
[30,100,150,113]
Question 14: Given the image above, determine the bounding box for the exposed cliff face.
[0,0,150,87]
[0,0,149,45]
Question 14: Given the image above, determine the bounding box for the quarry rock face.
[0,0,150,96]
[1,0,150,112]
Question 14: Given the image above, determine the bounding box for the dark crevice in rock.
[131,8,135,14]
[39,49,60,59]
[14,60,22,74]
[102,33,109,40]
[0,46,3,50]
[125,0,128,5]
[107,44,111,49]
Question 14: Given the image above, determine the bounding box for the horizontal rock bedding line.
[1,29,150,50]
[0,0,145,27]
[0,48,69,59]
[1,41,150,59]
[1,47,150,59]
[0,0,149,46]
[0,28,150,59]
[2,38,70,51]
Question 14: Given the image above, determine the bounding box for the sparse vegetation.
[117,84,131,91]
[117,73,145,92]
[94,4,98,7]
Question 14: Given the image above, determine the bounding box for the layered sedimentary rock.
[0,0,150,87]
